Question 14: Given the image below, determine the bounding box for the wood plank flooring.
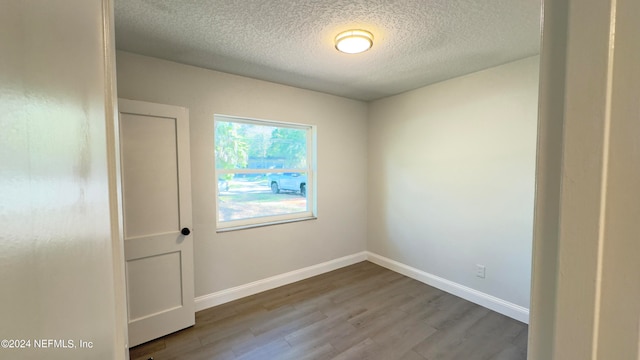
[130,261,528,360]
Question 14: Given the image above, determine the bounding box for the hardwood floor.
[129,261,528,360]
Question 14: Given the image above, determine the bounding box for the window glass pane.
[215,121,249,170]
[265,127,307,169]
[215,117,313,228]
[215,121,307,170]
[217,173,308,222]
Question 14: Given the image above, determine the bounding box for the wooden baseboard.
[194,252,368,311]
[366,251,530,324]
[194,250,529,324]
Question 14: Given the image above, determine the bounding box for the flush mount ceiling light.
[335,29,373,54]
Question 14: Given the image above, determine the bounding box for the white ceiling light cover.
[335,29,374,54]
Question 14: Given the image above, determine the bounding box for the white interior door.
[118,99,194,347]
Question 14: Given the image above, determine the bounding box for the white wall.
[367,57,539,312]
[115,52,368,299]
[0,1,127,359]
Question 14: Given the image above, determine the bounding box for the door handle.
[181,227,191,236]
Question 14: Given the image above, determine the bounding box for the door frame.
[529,0,640,358]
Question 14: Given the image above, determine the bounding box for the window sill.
[216,216,317,233]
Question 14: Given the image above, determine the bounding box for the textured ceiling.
[114,0,541,101]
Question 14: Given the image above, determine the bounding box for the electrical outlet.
[476,264,486,279]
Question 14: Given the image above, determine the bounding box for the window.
[214,115,316,230]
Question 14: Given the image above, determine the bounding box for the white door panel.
[119,99,194,347]
[121,114,180,238]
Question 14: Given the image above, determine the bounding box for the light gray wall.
[367,56,539,309]
[116,51,368,297]
[0,1,126,359]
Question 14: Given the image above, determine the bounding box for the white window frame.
[214,114,317,231]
